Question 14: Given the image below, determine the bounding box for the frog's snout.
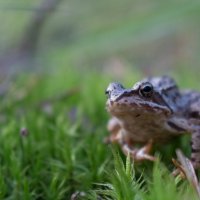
[105,82,125,99]
[105,82,125,93]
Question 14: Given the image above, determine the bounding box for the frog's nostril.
[105,90,111,98]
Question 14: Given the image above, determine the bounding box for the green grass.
[89,151,198,200]
[0,0,200,199]
[0,67,199,200]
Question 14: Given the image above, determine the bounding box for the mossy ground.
[0,67,199,199]
[0,0,200,199]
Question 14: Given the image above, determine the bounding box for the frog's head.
[105,81,172,118]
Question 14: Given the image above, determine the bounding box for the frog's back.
[144,76,177,91]
[181,90,200,120]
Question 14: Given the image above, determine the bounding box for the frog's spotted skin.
[105,76,200,168]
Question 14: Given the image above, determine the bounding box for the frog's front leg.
[121,139,157,162]
[191,130,200,169]
[104,117,122,143]
[106,118,156,161]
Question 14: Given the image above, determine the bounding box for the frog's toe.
[122,140,157,162]
[134,148,157,162]
[135,139,157,161]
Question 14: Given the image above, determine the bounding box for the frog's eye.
[140,83,153,97]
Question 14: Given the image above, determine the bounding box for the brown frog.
[105,76,200,168]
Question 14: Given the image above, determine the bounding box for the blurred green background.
[0,0,200,80]
[0,0,200,199]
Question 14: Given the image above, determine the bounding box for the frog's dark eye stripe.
[140,82,153,97]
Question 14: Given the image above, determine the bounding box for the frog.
[105,76,200,169]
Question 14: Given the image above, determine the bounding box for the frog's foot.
[122,140,157,162]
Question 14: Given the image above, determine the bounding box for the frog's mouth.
[106,94,171,116]
[106,96,147,114]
